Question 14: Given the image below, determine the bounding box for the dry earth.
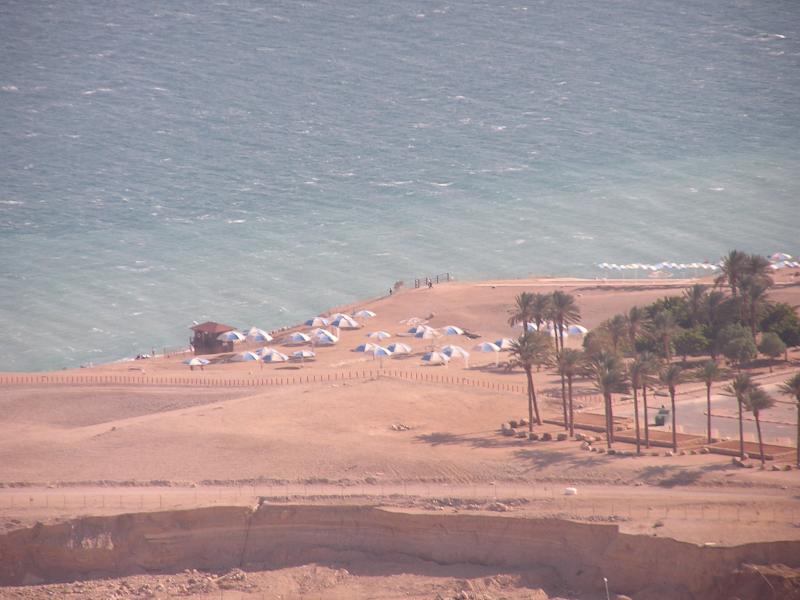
[2,274,800,599]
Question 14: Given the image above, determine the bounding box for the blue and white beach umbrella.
[231,351,260,362]
[331,314,360,329]
[494,337,514,350]
[442,325,464,336]
[474,341,501,366]
[246,327,273,343]
[354,343,377,353]
[313,329,339,345]
[292,350,316,361]
[217,330,246,342]
[183,357,209,367]
[354,309,377,318]
[305,316,329,328]
[367,330,392,341]
[387,342,412,355]
[442,344,470,367]
[262,350,289,363]
[422,351,449,366]
[287,331,311,344]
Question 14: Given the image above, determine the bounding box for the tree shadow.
[637,463,731,487]
[512,449,602,470]
[414,431,528,449]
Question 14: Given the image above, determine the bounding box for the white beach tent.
[312,329,339,345]
[474,341,501,367]
[354,309,377,318]
[305,316,330,328]
[442,325,464,336]
[414,326,440,339]
[567,325,588,335]
[217,330,246,342]
[373,345,393,367]
[494,338,514,350]
[366,331,392,341]
[331,314,360,329]
[387,342,412,355]
[354,342,378,353]
[441,344,470,367]
[422,351,450,366]
[262,350,289,363]
[291,349,316,365]
[286,331,311,345]
[246,327,273,343]
[183,357,209,368]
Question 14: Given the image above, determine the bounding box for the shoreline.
[4,272,799,375]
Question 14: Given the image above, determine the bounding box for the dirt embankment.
[1,505,798,599]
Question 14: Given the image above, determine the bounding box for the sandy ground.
[1,274,799,598]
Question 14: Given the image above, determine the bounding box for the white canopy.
[217,330,246,342]
[246,327,273,343]
[422,351,450,366]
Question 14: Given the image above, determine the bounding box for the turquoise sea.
[1,0,798,371]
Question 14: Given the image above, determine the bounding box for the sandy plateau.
[1,275,800,599]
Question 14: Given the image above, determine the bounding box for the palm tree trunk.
[643,385,650,448]
[608,392,616,445]
[796,402,799,468]
[738,400,745,459]
[567,375,575,438]
[531,377,542,426]
[755,411,765,468]
[560,372,568,431]
[525,367,534,431]
[605,393,613,449]
[706,383,713,444]
[633,385,641,455]
[670,390,677,453]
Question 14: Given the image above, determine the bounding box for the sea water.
[1,0,798,371]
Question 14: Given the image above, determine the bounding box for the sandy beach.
[2,273,799,599]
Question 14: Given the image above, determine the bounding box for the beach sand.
[1,273,799,599]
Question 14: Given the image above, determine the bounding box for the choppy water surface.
[1,0,798,370]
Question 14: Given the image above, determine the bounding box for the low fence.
[0,370,606,406]
[414,272,452,288]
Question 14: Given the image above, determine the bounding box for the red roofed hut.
[190,321,237,355]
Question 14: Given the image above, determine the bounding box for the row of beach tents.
[185,310,590,368]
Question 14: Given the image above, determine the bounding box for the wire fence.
[0,369,606,406]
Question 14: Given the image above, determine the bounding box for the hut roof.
[190,321,236,335]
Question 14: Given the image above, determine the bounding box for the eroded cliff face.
[1,505,798,599]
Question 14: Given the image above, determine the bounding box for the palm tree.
[739,276,771,339]
[715,249,749,296]
[557,349,584,437]
[550,291,581,353]
[742,385,775,468]
[637,351,661,448]
[684,284,707,327]
[660,364,684,453]
[586,351,629,448]
[629,358,646,454]
[778,373,800,467]
[530,293,552,333]
[606,315,628,355]
[507,292,536,332]
[723,373,754,459]
[648,310,677,360]
[698,360,722,444]
[626,306,647,351]
[509,331,553,430]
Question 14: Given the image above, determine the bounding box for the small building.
[190,321,237,355]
